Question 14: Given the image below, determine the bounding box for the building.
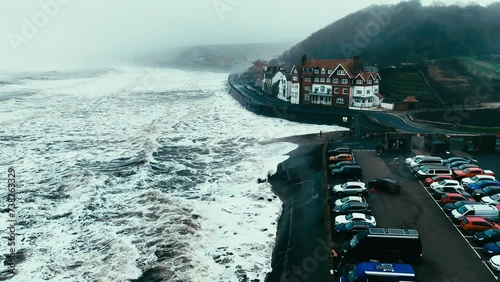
[289,55,381,109]
[262,66,290,101]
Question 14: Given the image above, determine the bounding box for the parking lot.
[326,138,500,282]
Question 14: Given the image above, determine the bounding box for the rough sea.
[0,66,343,282]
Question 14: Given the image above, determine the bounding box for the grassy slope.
[379,68,436,104]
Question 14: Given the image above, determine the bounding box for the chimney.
[301,54,307,66]
[352,54,362,74]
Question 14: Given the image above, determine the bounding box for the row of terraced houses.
[261,55,384,109]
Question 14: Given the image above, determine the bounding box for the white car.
[488,255,500,271]
[405,155,427,165]
[334,196,366,207]
[481,193,500,205]
[331,181,367,196]
[462,175,497,187]
[429,180,462,191]
[334,213,377,226]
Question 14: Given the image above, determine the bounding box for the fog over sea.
[0,66,343,281]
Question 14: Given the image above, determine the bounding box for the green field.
[460,56,500,79]
[379,70,437,104]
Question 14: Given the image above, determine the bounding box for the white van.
[451,204,499,223]
[416,166,452,179]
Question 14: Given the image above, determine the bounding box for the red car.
[440,193,474,204]
[453,168,495,180]
[424,175,453,186]
[460,216,500,234]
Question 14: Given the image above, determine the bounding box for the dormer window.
[375,79,379,83]
[314,69,319,74]
[368,80,372,84]
[337,70,346,75]
[328,70,333,74]
[321,69,326,74]
[356,80,364,84]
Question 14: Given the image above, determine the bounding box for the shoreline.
[265,131,347,282]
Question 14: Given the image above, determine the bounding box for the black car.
[474,229,500,244]
[442,200,480,214]
[330,165,363,180]
[472,186,500,201]
[328,147,352,157]
[328,161,357,171]
[332,202,371,216]
[367,178,401,194]
[443,157,478,166]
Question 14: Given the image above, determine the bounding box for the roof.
[301,59,363,77]
[375,93,384,98]
[403,96,419,103]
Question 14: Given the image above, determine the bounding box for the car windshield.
[492,194,500,201]
[414,157,422,162]
[339,167,345,172]
[341,197,350,203]
[346,214,353,220]
[438,180,447,185]
[421,167,429,173]
[431,176,439,180]
[471,176,479,181]
[341,203,350,210]
[347,270,358,282]
[496,242,500,248]
[484,229,497,236]
[454,202,465,208]
[484,187,492,193]
[341,183,348,188]
[457,206,469,214]
[344,222,354,229]
[463,168,470,173]
[350,235,359,248]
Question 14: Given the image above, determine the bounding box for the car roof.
[346,202,369,207]
[439,179,459,184]
[344,181,365,185]
[464,216,491,222]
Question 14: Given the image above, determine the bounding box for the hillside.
[278,1,500,67]
[379,67,437,104]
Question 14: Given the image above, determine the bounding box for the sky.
[0,0,498,70]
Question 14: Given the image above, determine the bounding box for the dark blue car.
[467,180,500,192]
[335,221,374,235]
[483,241,500,256]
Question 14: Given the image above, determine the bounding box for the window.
[368,98,373,103]
[368,80,372,84]
[356,90,362,94]
[367,90,371,94]
[374,87,378,93]
[314,69,319,74]
[336,97,344,104]
[305,78,311,82]
[356,80,364,84]
[328,70,333,74]
[313,87,319,93]
[375,79,379,83]
[341,79,348,84]
[292,76,297,81]
[314,77,319,82]
[337,70,346,75]
[321,69,326,74]
[326,78,331,83]
[293,69,297,74]
[333,78,339,84]
[320,77,325,83]
[334,87,339,94]
[343,88,348,94]
[304,86,311,91]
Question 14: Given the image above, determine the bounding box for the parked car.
[474,229,500,244]
[443,157,478,166]
[330,181,367,197]
[481,193,500,205]
[328,161,357,171]
[334,213,377,226]
[335,221,375,236]
[332,202,371,216]
[440,193,474,204]
[466,180,500,193]
[451,204,500,223]
[442,200,479,214]
[408,156,443,168]
[488,255,500,271]
[415,166,453,179]
[330,165,363,180]
[367,178,401,193]
[453,167,495,180]
[460,216,500,234]
[472,186,500,201]
[424,175,454,186]
[462,175,497,187]
[484,242,500,257]
[455,163,479,170]
[405,155,427,165]
[411,164,448,173]
[334,196,366,207]
[329,153,353,163]
[429,179,462,191]
[328,147,352,157]
[432,187,469,200]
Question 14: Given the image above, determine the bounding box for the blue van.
[340,262,416,282]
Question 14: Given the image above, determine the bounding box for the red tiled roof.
[375,93,384,98]
[301,59,362,77]
[403,96,419,102]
